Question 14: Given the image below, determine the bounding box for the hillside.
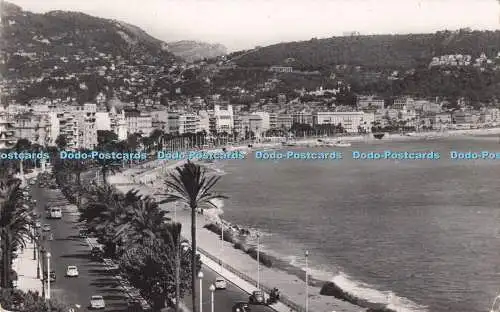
[232,30,500,70]
[167,40,227,62]
[0,1,177,69]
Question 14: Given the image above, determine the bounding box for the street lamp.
[175,244,189,312]
[305,250,309,312]
[209,284,215,312]
[256,232,260,289]
[197,271,204,312]
[46,252,51,300]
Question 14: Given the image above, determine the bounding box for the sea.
[213,136,500,312]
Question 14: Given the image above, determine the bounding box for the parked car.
[34,221,41,228]
[215,277,227,289]
[44,270,56,282]
[66,265,79,277]
[42,224,51,232]
[127,299,142,312]
[248,290,265,304]
[78,229,88,238]
[90,247,103,261]
[89,295,105,309]
[232,302,251,312]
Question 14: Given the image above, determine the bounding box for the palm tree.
[114,197,170,247]
[0,177,30,288]
[164,161,227,312]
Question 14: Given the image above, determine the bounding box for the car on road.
[44,270,56,283]
[78,229,88,238]
[248,290,265,305]
[89,295,106,309]
[232,302,251,312]
[90,247,104,261]
[215,277,227,289]
[127,299,142,312]
[42,224,51,232]
[48,207,62,219]
[66,265,79,277]
[29,179,36,185]
[34,221,41,228]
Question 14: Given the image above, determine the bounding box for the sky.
[6,0,500,52]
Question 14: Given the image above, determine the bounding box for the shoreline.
[108,164,395,312]
[107,129,499,312]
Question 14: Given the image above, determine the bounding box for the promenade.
[12,240,42,295]
[109,170,364,312]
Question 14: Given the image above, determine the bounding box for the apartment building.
[198,111,211,133]
[480,108,500,124]
[14,113,50,146]
[452,110,481,124]
[151,110,169,131]
[0,107,16,149]
[178,113,200,134]
[269,66,293,73]
[357,96,385,110]
[313,111,375,133]
[167,112,180,134]
[252,112,271,132]
[74,103,98,149]
[292,111,313,125]
[277,114,293,130]
[392,97,415,110]
[430,112,453,125]
[124,109,153,136]
[213,104,234,133]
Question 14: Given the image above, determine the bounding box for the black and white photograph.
[0,0,500,312]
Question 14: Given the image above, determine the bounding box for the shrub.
[320,282,396,312]
[203,223,221,235]
[246,247,273,267]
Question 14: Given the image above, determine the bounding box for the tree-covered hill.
[232,29,500,70]
[0,1,177,67]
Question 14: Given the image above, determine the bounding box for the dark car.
[44,270,56,282]
[248,291,265,305]
[90,247,103,261]
[232,302,251,312]
[79,229,88,238]
[127,299,142,312]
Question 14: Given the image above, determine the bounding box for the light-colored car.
[34,221,41,228]
[66,265,79,277]
[42,224,51,232]
[90,295,105,309]
[215,277,227,289]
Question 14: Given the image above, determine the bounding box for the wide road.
[31,181,130,312]
[184,262,275,312]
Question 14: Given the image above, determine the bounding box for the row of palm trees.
[0,170,30,289]
[54,155,226,312]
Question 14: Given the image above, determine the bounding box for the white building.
[198,111,211,133]
[251,112,271,132]
[178,113,200,134]
[213,104,234,133]
[124,109,153,136]
[357,96,385,110]
[480,108,500,124]
[95,112,112,131]
[313,111,375,133]
[74,103,98,149]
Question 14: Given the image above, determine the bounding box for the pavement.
[29,177,132,312]
[12,239,43,295]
